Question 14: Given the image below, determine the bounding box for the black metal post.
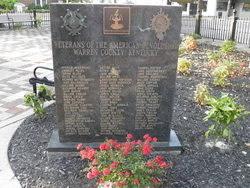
[195,10,202,35]
[33,9,37,28]
[229,9,238,41]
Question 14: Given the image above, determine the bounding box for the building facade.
[181,0,250,18]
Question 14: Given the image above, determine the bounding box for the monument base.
[47,129,182,153]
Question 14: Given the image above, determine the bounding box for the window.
[217,0,228,11]
[182,3,188,11]
[202,0,207,12]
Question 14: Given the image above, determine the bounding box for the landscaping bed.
[8,43,250,188]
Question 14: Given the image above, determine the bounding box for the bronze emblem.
[61,9,87,36]
[103,7,130,35]
[151,9,171,40]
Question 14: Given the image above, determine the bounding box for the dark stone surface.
[47,128,182,152]
[50,3,182,143]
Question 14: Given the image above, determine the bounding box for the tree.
[0,0,18,11]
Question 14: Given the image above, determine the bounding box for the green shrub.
[27,3,49,10]
[194,83,211,106]
[42,4,49,10]
[204,93,249,141]
[24,85,54,118]
[207,51,221,63]
[177,58,192,75]
[189,33,202,39]
[24,93,46,118]
[37,85,53,102]
[220,60,237,73]
[27,3,36,10]
[211,66,230,87]
[178,47,186,56]
[220,40,236,54]
[0,0,17,11]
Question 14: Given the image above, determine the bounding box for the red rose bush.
[77,134,172,187]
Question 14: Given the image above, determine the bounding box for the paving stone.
[0,28,52,122]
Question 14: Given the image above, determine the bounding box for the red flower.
[159,161,171,168]
[146,136,153,142]
[151,177,161,184]
[92,159,98,165]
[99,143,111,151]
[126,133,133,140]
[133,179,140,185]
[136,140,142,145]
[79,146,96,161]
[142,143,152,155]
[91,167,100,177]
[116,181,127,187]
[86,172,94,180]
[114,143,122,149]
[131,141,137,145]
[122,142,133,156]
[143,134,150,140]
[152,137,158,142]
[102,168,111,176]
[124,171,131,177]
[110,161,119,169]
[146,160,154,168]
[154,155,164,164]
[76,143,83,150]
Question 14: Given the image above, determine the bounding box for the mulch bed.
[8,44,250,188]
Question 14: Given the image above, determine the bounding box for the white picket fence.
[182,16,250,47]
[235,18,250,46]
[200,17,232,41]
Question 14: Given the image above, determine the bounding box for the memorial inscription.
[50,4,182,145]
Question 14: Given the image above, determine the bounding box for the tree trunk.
[227,0,232,17]
[195,0,202,35]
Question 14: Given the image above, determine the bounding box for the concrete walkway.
[0,28,249,188]
[0,27,53,122]
[0,27,52,188]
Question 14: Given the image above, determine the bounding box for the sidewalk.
[0,27,52,188]
[0,110,33,188]
[0,27,53,123]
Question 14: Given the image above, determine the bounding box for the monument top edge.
[50,3,181,8]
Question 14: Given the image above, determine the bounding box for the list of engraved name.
[61,66,95,135]
[61,65,166,135]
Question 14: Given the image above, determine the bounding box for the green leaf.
[222,128,229,138]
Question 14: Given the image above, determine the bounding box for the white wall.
[202,0,217,16]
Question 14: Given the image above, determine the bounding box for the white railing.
[235,18,250,47]
[200,17,231,41]
[181,16,250,47]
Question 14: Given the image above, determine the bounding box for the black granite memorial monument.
[48,3,182,151]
